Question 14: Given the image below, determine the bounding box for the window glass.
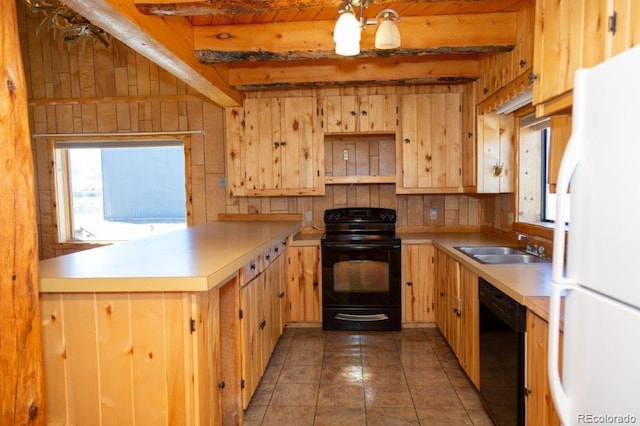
[56,140,187,242]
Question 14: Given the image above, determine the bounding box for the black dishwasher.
[478,278,526,426]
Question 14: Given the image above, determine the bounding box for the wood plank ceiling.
[63,0,530,106]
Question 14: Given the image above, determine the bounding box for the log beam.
[194,13,517,63]
[63,0,242,107]
[227,56,479,88]
[1,0,45,423]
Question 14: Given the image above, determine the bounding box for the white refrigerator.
[549,44,640,425]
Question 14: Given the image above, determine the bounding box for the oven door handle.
[334,313,389,322]
[322,242,400,250]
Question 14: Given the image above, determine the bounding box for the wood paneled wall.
[18,3,482,260]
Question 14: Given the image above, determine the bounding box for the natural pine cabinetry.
[526,310,563,426]
[225,96,324,197]
[401,243,436,324]
[239,244,288,409]
[475,112,515,193]
[323,94,398,134]
[434,249,480,388]
[533,0,640,115]
[286,245,322,324]
[397,93,463,194]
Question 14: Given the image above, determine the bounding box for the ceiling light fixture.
[333,0,401,57]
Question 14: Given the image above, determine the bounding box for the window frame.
[49,134,193,246]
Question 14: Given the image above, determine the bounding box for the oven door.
[321,240,401,308]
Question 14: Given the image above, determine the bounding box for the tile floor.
[243,327,494,425]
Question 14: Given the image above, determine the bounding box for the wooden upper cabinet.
[476,112,515,193]
[227,96,324,197]
[397,93,463,194]
[533,0,638,115]
[323,94,398,134]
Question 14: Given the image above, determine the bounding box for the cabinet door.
[398,93,462,193]
[402,244,435,323]
[324,95,359,133]
[459,266,480,388]
[445,255,461,356]
[239,276,263,409]
[224,106,245,197]
[434,249,449,335]
[242,96,322,196]
[286,246,321,323]
[526,311,563,426]
[476,112,515,193]
[359,94,398,132]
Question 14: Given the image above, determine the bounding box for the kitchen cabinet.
[434,249,480,388]
[397,93,463,194]
[323,94,397,134]
[475,111,515,193]
[239,243,288,409]
[286,245,322,324]
[40,280,242,425]
[526,310,563,426]
[401,243,435,324]
[532,0,639,115]
[547,115,572,193]
[225,96,324,197]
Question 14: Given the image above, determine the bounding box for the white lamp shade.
[375,17,400,49]
[334,11,361,56]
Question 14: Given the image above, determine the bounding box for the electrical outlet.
[343,149,349,161]
[218,176,227,187]
[304,211,312,225]
[430,207,438,220]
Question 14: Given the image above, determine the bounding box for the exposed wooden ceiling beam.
[63,0,242,107]
[227,56,479,88]
[194,13,517,63]
[133,0,484,17]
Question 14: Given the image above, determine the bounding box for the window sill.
[513,221,555,240]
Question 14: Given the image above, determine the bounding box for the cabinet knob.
[406,282,413,287]
[350,110,357,116]
[404,138,411,144]
[250,263,256,270]
[361,110,367,116]
[440,291,445,297]
[279,292,285,298]
[528,73,538,84]
[280,141,287,147]
[274,142,280,148]
[265,254,270,261]
[313,282,319,287]
[219,381,226,389]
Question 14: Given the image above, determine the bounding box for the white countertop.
[39,221,301,293]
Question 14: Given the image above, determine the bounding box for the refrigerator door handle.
[549,129,581,425]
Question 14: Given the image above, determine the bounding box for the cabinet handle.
[361,110,367,116]
[453,308,461,318]
[350,110,357,116]
[406,282,413,286]
[219,381,226,389]
[280,141,287,147]
[265,254,270,261]
[440,291,445,297]
[528,73,538,84]
[250,263,256,270]
[524,387,531,397]
[519,59,527,68]
[313,282,319,287]
[274,142,280,148]
[404,138,411,144]
[279,292,285,298]
[274,247,279,253]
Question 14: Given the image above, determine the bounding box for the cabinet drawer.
[271,239,287,260]
[239,257,260,286]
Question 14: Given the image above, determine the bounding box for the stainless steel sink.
[472,254,550,264]
[456,246,524,255]
[454,246,550,264]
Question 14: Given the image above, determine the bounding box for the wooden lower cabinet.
[434,248,480,388]
[401,243,436,324]
[526,310,563,426]
[286,245,322,324]
[40,278,242,425]
[239,246,288,409]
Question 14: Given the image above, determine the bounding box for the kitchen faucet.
[518,233,546,257]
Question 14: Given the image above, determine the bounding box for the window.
[53,138,190,243]
[518,118,569,226]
